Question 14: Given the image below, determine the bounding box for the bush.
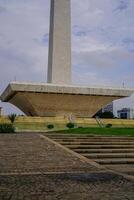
[66,123,75,129]
[0,124,15,133]
[47,124,54,129]
[106,123,112,128]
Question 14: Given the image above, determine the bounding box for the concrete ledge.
[1,82,134,101]
[1,82,134,117]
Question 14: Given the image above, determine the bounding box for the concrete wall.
[1,116,134,128]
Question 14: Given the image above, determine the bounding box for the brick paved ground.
[0,133,134,200]
[0,174,134,200]
[0,134,100,173]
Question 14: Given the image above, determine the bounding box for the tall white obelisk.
[47,0,72,84]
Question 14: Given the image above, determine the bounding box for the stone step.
[104,164,134,174]
[46,134,134,170]
[45,134,134,139]
[65,144,134,149]
[53,138,134,142]
[57,141,134,145]
[82,153,134,159]
[45,134,94,138]
[94,158,134,165]
[74,148,134,153]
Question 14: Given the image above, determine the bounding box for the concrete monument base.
[1,82,133,117]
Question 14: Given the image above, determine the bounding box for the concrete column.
[47,0,72,85]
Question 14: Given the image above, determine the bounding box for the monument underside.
[1,83,133,117]
[7,93,126,117]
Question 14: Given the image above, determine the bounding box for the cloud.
[114,0,129,12]
[0,5,6,13]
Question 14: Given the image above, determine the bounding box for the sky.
[0,0,134,116]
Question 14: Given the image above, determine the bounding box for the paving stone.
[0,174,134,200]
[0,134,99,174]
[0,133,134,200]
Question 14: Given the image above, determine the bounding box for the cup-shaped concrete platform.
[1,82,134,117]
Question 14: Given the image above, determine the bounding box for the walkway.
[0,133,134,200]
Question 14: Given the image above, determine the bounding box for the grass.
[56,127,134,136]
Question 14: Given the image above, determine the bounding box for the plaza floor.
[0,133,134,200]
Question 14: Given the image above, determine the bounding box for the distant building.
[102,102,113,113]
[117,108,134,119]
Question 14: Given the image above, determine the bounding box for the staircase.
[45,133,134,175]
[95,117,104,128]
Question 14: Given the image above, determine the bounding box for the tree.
[101,111,114,119]
[94,110,114,119]
[8,114,17,124]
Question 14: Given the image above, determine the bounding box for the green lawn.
[56,127,134,136]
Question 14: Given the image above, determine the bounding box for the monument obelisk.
[47,0,71,84]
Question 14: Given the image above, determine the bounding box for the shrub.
[0,124,15,133]
[47,124,54,129]
[106,123,112,128]
[66,123,75,129]
[8,113,17,124]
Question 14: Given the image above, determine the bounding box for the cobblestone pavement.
[0,173,134,200]
[0,134,100,173]
[0,133,134,200]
